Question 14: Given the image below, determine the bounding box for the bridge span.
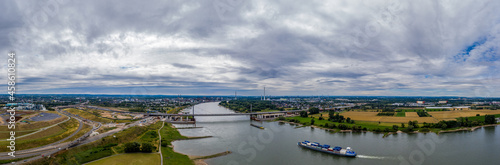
[147,110,304,116]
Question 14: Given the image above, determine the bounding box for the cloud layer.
[1,0,499,96]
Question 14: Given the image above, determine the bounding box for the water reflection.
[172,102,500,165]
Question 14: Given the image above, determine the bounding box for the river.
[172,102,500,165]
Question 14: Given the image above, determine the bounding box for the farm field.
[395,109,423,112]
[85,153,160,165]
[341,111,438,123]
[405,112,419,117]
[312,110,500,124]
[429,110,500,120]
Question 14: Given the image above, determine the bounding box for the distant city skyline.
[1,1,499,96]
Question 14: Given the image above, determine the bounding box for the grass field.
[160,122,194,165]
[23,122,164,165]
[85,153,160,165]
[259,109,281,112]
[0,130,36,139]
[287,116,395,131]
[64,122,92,142]
[465,114,500,122]
[396,112,406,117]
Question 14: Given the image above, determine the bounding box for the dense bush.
[392,125,399,131]
[338,124,348,130]
[329,112,345,122]
[308,107,320,115]
[382,108,395,112]
[141,142,155,152]
[416,111,430,117]
[485,115,496,124]
[124,142,141,153]
[420,128,431,132]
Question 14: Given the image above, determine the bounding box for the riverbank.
[437,124,500,134]
[278,118,500,136]
[158,123,195,165]
[280,120,355,133]
[187,151,232,165]
[171,141,231,165]
[168,124,230,165]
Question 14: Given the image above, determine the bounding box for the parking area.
[28,113,61,121]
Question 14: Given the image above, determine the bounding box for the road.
[10,115,150,164]
[0,108,87,161]
[0,115,71,142]
[1,102,155,164]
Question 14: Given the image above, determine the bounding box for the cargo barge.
[297,141,356,157]
[250,123,264,129]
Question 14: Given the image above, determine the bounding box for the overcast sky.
[1,0,499,96]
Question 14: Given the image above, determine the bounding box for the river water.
[172,102,500,165]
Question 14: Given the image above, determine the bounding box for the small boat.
[250,123,264,129]
[250,116,261,121]
[297,140,356,157]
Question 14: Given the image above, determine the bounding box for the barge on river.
[297,141,357,157]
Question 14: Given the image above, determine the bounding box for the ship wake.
[357,155,395,160]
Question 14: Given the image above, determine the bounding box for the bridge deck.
[148,110,303,116]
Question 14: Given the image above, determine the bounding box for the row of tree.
[416,111,430,117]
[377,112,395,116]
[322,123,366,131]
[219,100,281,112]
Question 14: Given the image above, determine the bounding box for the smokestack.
[264,86,266,101]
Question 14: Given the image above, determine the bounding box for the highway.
[0,105,98,164]
[4,107,150,164]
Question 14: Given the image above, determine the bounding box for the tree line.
[219,100,282,112]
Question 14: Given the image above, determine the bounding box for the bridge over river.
[147,110,304,116]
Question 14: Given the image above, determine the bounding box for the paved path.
[158,121,165,165]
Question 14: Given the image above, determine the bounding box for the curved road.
[0,115,71,142]
[0,108,86,160]
[1,103,152,164]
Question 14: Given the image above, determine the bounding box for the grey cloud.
[2,0,500,96]
[172,63,196,69]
